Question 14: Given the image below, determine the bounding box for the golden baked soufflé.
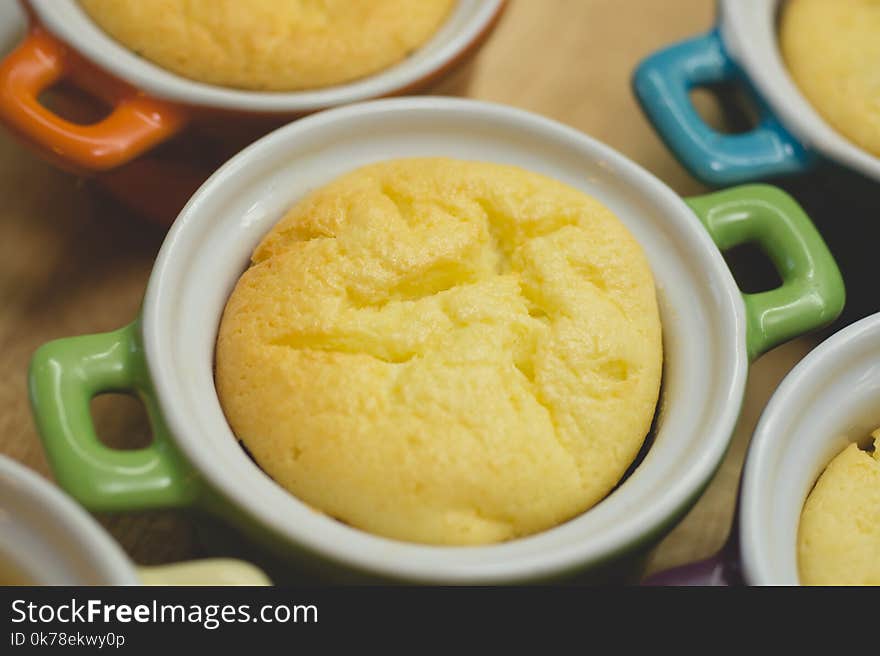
[215,158,663,546]
[78,0,454,91]
[798,432,880,585]
[781,0,880,157]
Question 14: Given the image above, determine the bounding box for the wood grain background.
[2,0,872,580]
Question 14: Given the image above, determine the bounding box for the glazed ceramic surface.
[633,0,880,186]
[0,454,138,585]
[0,455,270,586]
[740,313,880,585]
[0,0,503,193]
[29,98,844,583]
[0,2,25,52]
[28,0,504,113]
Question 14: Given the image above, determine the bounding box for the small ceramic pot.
[28,97,845,584]
[0,0,505,222]
[645,313,880,586]
[0,454,270,585]
[632,0,880,187]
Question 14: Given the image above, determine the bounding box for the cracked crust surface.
[798,433,880,585]
[215,158,662,545]
[79,0,454,91]
[781,0,880,157]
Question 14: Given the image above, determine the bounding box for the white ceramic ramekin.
[29,98,844,584]
[26,0,505,115]
[646,313,880,586]
[740,313,880,585]
[633,0,880,186]
[0,454,270,585]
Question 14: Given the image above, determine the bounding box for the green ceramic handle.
[28,322,199,511]
[686,185,845,360]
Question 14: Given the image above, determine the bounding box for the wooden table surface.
[1,0,869,580]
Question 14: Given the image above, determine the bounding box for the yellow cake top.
[798,432,880,585]
[781,0,880,157]
[79,0,455,91]
[215,158,663,545]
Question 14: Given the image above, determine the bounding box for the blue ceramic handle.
[632,30,814,186]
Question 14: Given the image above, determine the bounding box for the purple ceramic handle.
[642,549,741,586]
[642,509,744,586]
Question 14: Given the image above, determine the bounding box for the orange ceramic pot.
[0,0,505,224]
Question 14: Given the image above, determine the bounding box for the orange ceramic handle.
[0,29,186,172]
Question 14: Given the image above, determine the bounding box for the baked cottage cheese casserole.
[215,158,663,546]
[781,0,880,158]
[78,0,455,91]
[798,431,880,585]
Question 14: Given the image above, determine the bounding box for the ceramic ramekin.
[741,313,880,585]
[632,0,880,187]
[645,313,880,586]
[28,97,845,584]
[0,0,504,222]
[0,454,270,585]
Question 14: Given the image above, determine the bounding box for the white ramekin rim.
[141,97,749,583]
[28,0,504,114]
[740,312,880,585]
[0,2,24,56]
[719,0,880,182]
[0,455,138,585]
